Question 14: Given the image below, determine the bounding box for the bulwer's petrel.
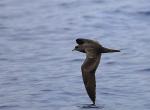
[73,38,120,105]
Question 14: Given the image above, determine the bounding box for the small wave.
[138,68,150,72]
[82,15,98,21]
[106,61,116,65]
[137,11,150,16]
[41,89,53,92]
[58,1,80,9]
[91,0,104,4]
[69,59,83,62]
[0,105,19,109]
[77,104,104,109]
[0,58,9,61]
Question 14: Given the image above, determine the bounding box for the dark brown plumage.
[73,38,120,105]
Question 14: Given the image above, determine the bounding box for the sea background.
[0,0,150,110]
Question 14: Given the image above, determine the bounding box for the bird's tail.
[101,47,120,53]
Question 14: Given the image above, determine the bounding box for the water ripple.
[0,0,150,110]
[0,105,19,109]
[137,11,150,16]
[137,68,150,72]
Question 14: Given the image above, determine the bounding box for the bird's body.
[73,38,120,105]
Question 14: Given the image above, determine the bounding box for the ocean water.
[0,0,150,110]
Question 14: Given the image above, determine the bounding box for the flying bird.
[72,38,120,105]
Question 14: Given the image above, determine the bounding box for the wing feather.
[81,48,101,104]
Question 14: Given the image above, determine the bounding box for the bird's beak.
[72,48,75,51]
[101,47,120,53]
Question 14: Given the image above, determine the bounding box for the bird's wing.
[81,48,101,104]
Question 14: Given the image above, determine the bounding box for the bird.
[72,38,120,105]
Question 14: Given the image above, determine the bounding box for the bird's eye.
[75,46,78,49]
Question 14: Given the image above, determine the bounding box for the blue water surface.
[0,0,150,110]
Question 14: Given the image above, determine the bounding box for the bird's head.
[72,45,85,53]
